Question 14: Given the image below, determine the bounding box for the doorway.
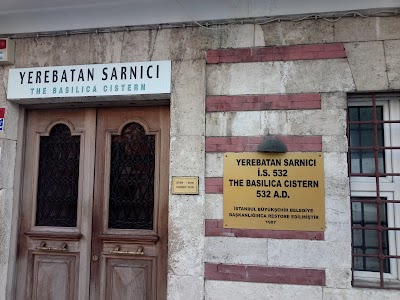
[16,106,170,300]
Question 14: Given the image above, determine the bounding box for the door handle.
[35,241,68,252]
[110,245,144,255]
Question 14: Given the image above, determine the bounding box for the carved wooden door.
[16,107,169,300]
[90,107,169,300]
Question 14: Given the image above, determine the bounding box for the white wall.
[0,0,399,34]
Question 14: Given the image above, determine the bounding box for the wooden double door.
[16,106,169,300]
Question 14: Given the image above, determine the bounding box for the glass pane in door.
[36,124,80,227]
[108,123,155,229]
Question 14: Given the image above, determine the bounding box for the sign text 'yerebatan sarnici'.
[7,61,171,100]
[223,152,325,231]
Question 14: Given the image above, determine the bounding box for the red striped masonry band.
[206,94,321,112]
[205,263,326,286]
[206,43,346,64]
[205,177,223,194]
[205,136,322,153]
[205,219,324,240]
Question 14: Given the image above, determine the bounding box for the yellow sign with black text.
[172,176,199,195]
[223,152,325,231]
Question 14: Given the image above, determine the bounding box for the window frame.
[348,94,400,288]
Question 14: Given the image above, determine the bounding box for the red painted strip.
[0,108,5,118]
[205,177,223,194]
[206,43,346,64]
[205,136,322,153]
[206,94,321,112]
[205,219,324,240]
[205,263,326,286]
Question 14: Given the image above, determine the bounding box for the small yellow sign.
[172,177,199,195]
[224,152,325,231]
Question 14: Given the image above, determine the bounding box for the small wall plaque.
[172,177,199,195]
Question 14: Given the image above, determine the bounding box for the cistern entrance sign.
[223,152,325,231]
[7,61,171,101]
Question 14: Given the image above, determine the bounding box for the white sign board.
[7,61,171,100]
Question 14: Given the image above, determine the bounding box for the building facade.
[0,8,400,300]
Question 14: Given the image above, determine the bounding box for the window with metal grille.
[347,93,400,289]
[36,123,80,227]
[108,122,155,230]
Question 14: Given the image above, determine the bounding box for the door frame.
[6,106,27,300]
[7,104,170,300]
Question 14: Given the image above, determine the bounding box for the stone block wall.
[0,15,399,300]
[0,28,211,300]
[204,44,351,298]
[204,16,400,300]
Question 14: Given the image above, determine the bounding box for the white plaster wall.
[260,16,400,46]
[345,41,389,91]
[205,281,323,300]
[207,60,355,95]
[206,109,347,137]
[168,58,206,299]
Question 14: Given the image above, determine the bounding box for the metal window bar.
[348,94,400,289]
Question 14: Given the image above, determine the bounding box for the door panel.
[17,109,96,300]
[91,107,169,300]
[17,107,169,300]
[105,258,153,300]
[30,252,78,300]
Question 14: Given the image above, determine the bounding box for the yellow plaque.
[223,152,325,231]
[172,177,199,195]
